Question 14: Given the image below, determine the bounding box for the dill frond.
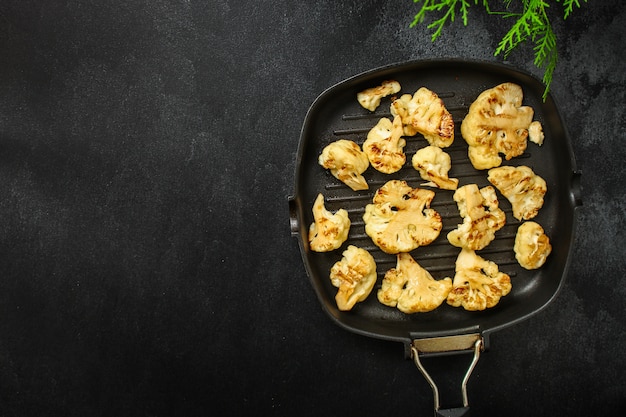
[409,0,588,100]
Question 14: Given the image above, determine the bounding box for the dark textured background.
[0,1,624,416]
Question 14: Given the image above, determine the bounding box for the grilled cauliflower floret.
[363,116,407,174]
[447,184,506,251]
[308,194,350,252]
[461,83,534,170]
[357,80,402,111]
[467,143,502,171]
[378,252,452,313]
[528,121,544,146]
[390,87,454,148]
[319,139,370,191]
[514,221,552,270]
[329,245,377,311]
[447,248,512,311]
[363,180,442,254]
[487,165,547,221]
[411,145,459,190]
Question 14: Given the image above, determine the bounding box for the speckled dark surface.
[0,1,624,416]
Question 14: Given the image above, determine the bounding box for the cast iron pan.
[289,59,581,416]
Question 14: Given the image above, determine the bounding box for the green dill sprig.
[409,0,587,100]
[411,0,490,40]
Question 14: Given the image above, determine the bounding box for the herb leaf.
[409,0,588,100]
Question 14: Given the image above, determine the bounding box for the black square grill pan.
[288,59,581,415]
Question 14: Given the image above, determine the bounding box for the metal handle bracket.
[411,334,483,415]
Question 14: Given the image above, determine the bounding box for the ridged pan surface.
[291,60,581,344]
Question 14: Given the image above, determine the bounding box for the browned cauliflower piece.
[363,180,442,254]
[390,87,454,147]
[308,193,350,252]
[363,116,407,174]
[378,252,452,313]
[461,83,534,170]
[319,139,370,191]
[467,143,502,171]
[411,145,459,190]
[329,245,377,311]
[514,221,552,270]
[357,80,402,111]
[447,248,512,311]
[487,165,547,221]
[447,184,506,251]
[528,121,544,146]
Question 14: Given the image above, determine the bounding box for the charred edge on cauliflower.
[447,184,506,251]
[461,82,534,170]
[487,165,547,221]
[308,193,351,252]
[389,87,454,148]
[411,145,459,190]
[378,252,452,313]
[363,180,442,254]
[329,245,377,311]
[446,249,512,311]
[357,80,402,112]
[363,116,406,174]
[514,221,552,270]
[318,139,370,191]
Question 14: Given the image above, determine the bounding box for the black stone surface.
[0,1,624,416]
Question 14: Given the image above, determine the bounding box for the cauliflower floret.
[447,248,512,311]
[461,83,534,170]
[411,145,459,190]
[447,184,506,251]
[390,87,454,147]
[308,193,350,252]
[487,165,547,221]
[514,221,552,270]
[318,139,370,191]
[329,245,377,311]
[363,180,442,254]
[357,80,402,111]
[528,120,544,146]
[363,115,407,174]
[378,252,452,313]
[467,143,502,171]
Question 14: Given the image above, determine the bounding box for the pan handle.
[411,334,483,417]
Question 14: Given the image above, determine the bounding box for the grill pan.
[289,59,581,415]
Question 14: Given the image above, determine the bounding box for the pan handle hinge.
[411,334,483,416]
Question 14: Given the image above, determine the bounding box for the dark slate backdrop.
[0,1,624,416]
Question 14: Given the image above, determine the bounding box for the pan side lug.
[288,195,300,237]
